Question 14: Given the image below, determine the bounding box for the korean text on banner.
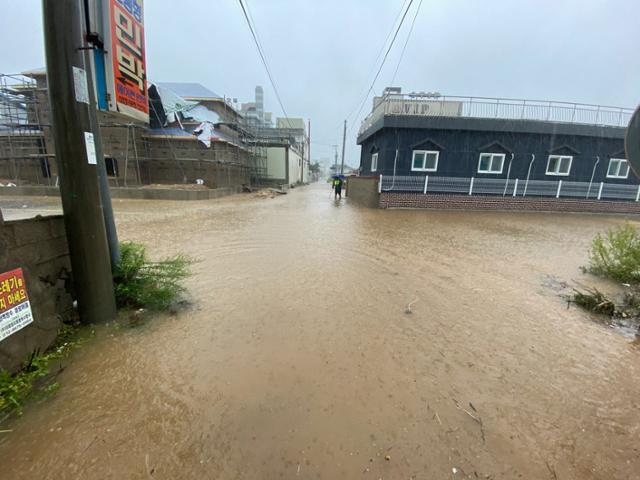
[110,0,148,122]
[0,268,34,342]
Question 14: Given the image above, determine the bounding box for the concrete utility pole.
[307,118,311,181]
[42,0,117,323]
[340,119,347,174]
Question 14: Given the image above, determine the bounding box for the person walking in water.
[332,176,344,200]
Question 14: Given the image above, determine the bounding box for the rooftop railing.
[358,95,634,136]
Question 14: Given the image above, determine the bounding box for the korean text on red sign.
[0,268,34,342]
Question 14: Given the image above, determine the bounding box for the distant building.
[258,117,309,187]
[241,86,272,128]
[357,87,637,208]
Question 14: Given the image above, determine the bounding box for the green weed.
[588,223,640,284]
[113,241,193,311]
[0,322,80,418]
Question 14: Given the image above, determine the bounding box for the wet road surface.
[1,184,639,479]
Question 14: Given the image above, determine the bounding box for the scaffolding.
[0,74,53,185]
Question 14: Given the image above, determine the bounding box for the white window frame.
[371,153,378,172]
[606,158,629,179]
[411,150,439,172]
[546,155,572,176]
[477,153,505,174]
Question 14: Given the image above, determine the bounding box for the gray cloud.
[2,0,639,166]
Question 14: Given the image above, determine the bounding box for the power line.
[236,0,293,128]
[344,0,411,124]
[347,0,416,135]
[389,0,424,87]
[350,0,424,139]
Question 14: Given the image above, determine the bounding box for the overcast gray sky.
[2,0,639,166]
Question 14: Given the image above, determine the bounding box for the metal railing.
[359,95,634,136]
[378,174,640,202]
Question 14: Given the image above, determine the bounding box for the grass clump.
[572,288,616,316]
[588,223,640,283]
[113,241,193,311]
[0,323,80,419]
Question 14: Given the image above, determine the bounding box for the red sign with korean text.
[0,268,33,342]
[110,0,149,121]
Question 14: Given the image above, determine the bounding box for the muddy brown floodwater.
[1,184,640,479]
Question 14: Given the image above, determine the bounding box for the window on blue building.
[411,150,439,172]
[371,153,378,172]
[607,158,629,179]
[477,153,505,174]
[546,155,572,176]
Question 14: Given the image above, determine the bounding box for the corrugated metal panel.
[155,82,221,100]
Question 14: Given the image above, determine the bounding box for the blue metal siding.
[359,127,634,184]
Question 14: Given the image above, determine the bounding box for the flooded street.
[1,184,639,479]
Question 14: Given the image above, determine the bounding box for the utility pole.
[42,0,116,323]
[340,119,347,175]
[333,144,338,174]
[81,0,120,270]
[307,118,311,182]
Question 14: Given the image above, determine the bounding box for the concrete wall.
[141,137,250,188]
[0,135,53,185]
[266,147,287,180]
[265,145,306,185]
[288,147,303,185]
[0,185,243,201]
[346,176,380,207]
[0,215,74,373]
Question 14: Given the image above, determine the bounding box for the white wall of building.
[288,147,302,185]
[265,145,309,185]
[266,147,287,180]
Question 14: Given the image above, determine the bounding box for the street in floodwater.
[0,184,640,479]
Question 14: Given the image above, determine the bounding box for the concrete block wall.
[140,137,251,188]
[345,176,380,207]
[99,123,144,186]
[0,135,53,185]
[380,192,640,214]
[0,215,74,373]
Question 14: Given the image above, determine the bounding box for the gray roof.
[155,82,221,100]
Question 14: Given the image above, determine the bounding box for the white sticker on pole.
[72,66,89,104]
[84,132,97,165]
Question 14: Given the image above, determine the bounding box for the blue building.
[357,88,636,201]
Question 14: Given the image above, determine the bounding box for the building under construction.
[0,72,309,191]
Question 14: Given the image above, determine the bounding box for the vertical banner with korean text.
[109,0,149,122]
[0,268,33,342]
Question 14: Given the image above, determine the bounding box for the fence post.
[378,174,382,194]
[469,177,474,195]
[636,185,640,202]
[513,178,518,197]
[597,182,603,200]
[423,175,428,194]
[556,180,562,198]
